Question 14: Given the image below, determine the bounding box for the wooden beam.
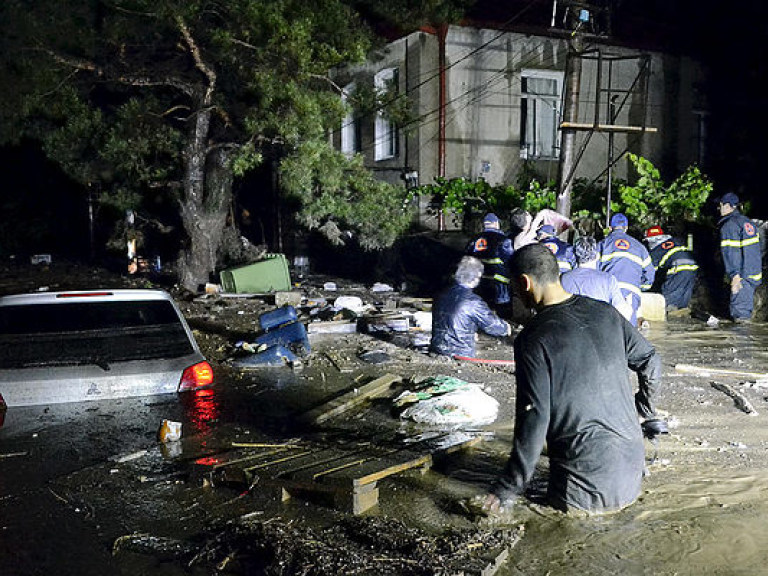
[302,373,403,424]
[560,122,657,133]
[675,363,768,380]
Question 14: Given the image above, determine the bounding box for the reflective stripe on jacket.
[650,237,699,276]
[598,231,655,293]
[466,229,513,284]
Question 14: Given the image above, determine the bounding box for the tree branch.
[40,47,197,97]
[176,17,216,105]
[309,73,345,95]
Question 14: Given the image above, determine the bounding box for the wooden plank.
[676,363,768,380]
[323,350,356,372]
[329,433,484,487]
[302,373,403,424]
[560,121,658,133]
[267,447,368,481]
[351,454,434,487]
[190,447,294,480]
[307,320,358,335]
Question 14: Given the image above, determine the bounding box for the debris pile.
[181,516,522,575]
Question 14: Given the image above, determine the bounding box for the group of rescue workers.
[428,192,763,517]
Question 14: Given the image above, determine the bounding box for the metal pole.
[606,95,618,226]
[437,23,448,231]
[88,183,96,261]
[556,34,583,220]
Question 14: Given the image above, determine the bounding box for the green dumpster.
[220,253,292,293]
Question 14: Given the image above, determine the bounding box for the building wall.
[333,26,706,230]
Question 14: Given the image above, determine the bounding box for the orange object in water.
[157,419,182,443]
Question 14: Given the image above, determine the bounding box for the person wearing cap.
[430,256,512,358]
[643,226,699,311]
[560,236,633,321]
[465,212,514,311]
[717,192,762,321]
[598,213,655,326]
[537,224,576,273]
[482,243,662,515]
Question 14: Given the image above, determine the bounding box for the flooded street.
[4,316,768,574]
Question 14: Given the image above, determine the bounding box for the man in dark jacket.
[465,213,514,310]
[643,226,699,311]
[430,256,511,358]
[484,243,663,515]
[717,192,762,321]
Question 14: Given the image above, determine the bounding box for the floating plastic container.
[253,321,310,356]
[230,344,298,368]
[259,305,298,331]
[220,254,292,293]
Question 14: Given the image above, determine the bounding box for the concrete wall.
[333,26,706,230]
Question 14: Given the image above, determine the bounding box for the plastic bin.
[254,321,310,356]
[230,345,298,368]
[259,305,298,331]
[220,254,292,293]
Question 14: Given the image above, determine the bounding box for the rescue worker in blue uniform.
[465,213,514,311]
[430,256,511,358]
[643,226,699,311]
[536,224,576,273]
[717,192,762,321]
[598,213,655,326]
[561,236,633,321]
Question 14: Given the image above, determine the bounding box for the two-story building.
[331,23,708,230]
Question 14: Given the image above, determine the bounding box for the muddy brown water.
[4,318,768,574]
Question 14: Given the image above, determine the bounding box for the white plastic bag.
[398,385,499,426]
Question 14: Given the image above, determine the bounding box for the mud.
[4,261,768,574]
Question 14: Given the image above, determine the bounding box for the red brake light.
[179,361,214,391]
[56,292,114,298]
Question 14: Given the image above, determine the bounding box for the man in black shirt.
[484,243,663,514]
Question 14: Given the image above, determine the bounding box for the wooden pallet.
[192,432,483,514]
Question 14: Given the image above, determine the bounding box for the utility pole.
[556,32,583,220]
[436,23,448,231]
[552,1,655,227]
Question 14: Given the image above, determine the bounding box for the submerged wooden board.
[195,431,484,514]
[301,373,403,424]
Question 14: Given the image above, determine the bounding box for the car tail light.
[178,361,214,391]
[56,292,114,298]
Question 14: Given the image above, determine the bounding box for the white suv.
[0,289,213,407]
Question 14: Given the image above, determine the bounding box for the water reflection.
[180,387,220,433]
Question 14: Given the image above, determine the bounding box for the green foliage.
[615,153,712,232]
[410,176,556,218]
[281,142,413,249]
[1,0,422,261]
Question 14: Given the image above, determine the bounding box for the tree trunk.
[178,107,233,291]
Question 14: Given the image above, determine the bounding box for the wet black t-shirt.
[499,295,661,513]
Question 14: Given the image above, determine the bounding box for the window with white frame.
[520,69,563,160]
[340,82,358,156]
[374,67,398,161]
